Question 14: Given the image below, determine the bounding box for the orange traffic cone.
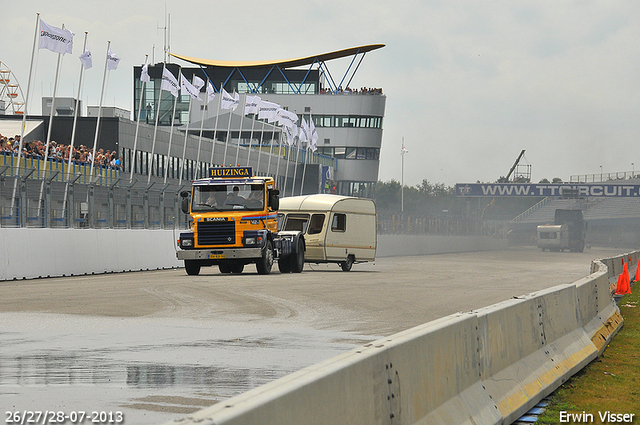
[616,263,631,295]
[635,260,640,283]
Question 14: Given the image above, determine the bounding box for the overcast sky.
[3,1,640,187]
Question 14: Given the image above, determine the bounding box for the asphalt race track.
[0,246,625,424]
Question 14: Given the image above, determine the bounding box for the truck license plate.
[209,253,226,259]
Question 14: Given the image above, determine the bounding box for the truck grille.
[197,221,236,245]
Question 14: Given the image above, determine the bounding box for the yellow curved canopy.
[169,44,385,69]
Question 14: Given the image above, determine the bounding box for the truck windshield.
[192,184,264,212]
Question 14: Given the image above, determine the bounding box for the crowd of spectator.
[0,133,122,169]
[319,86,383,95]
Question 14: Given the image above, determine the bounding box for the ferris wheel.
[0,61,26,115]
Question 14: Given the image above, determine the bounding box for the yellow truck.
[278,194,377,271]
[176,167,305,275]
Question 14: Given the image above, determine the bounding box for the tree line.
[374,179,547,221]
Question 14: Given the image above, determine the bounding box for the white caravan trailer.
[278,194,377,271]
[536,224,569,251]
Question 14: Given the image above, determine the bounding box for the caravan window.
[284,214,310,232]
[331,213,346,232]
[307,214,325,234]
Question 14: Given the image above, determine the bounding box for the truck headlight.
[181,239,193,247]
[243,236,262,246]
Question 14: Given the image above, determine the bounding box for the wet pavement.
[0,247,625,424]
[1,313,376,424]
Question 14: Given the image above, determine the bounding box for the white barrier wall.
[0,230,507,281]
[0,228,181,281]
[164,253,630,425]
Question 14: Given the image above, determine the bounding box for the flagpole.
[178,74,196,185]
[10,13,40,218]
[300,143,308,197]
[42,41,64,178]
[208,83,222,167]
[401,137,405,213]
[68,32,88,177]
[163,69,180,184]
[274,129,282,187]
[292,129,301,197]
[222,89,235,166]
[256,119,266,175]
[234,93,247,166]
[246,108,257,167]
[148,64,165,184]
[195,87,207,179]
[90,40,111,180]
[266,127,275,177]
[299,115,310,196]
[283,134,291,196]
[38,27,66,216]
[130,54,148,183]
[62,31,89,221]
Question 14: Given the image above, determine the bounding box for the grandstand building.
[131,44,386,197]
[1,45,386,199]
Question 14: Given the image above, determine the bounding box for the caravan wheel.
[339,255,354,272]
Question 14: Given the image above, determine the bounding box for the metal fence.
[0,164,189,230]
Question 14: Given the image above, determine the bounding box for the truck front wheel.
[256,240,274,275]
[185,260,201,276]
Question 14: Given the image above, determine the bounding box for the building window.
[338,181,375,198]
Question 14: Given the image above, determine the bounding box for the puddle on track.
[0,312,377,424]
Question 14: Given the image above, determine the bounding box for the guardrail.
[164,252,633,425]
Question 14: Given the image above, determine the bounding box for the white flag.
[258,100,280,123]
[299,118,310,144]
[284,125,296,146]
[79,43,92,69]
[206,81,216,104]
[244,95,260,116]
[180,73,202,100]
[107,47,120,70]
[278,109,298,129]
[39,20,74,55]
[161,67,180,97]
[221,88,239,110]
[309,119,319,152]
[140,59,150,83]
[193,75,205,91]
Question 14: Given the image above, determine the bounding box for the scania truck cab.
[176,167,305,275]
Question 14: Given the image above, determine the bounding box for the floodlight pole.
[401,137,406,213]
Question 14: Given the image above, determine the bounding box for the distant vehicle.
[537,209,586,252]
[278,194,377,271]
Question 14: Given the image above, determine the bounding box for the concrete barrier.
[0,230,507,281]
[164,252,629,425]
[0,228,181,281]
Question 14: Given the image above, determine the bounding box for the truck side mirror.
[180,191,190,214]
[268,189,280,210]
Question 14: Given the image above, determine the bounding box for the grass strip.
[537,286,639,424]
